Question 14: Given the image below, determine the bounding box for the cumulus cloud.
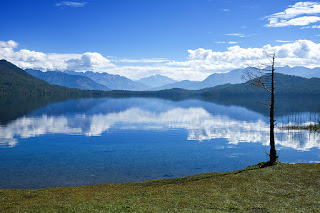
[0,40,18,48]
[0,40,115,72]
[169,40,320,72]
[56,1,87,7]
[266,2,320,27]
[268,16,320,27]
[66,52,115,71]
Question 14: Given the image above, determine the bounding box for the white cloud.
[115,58,170,63]
[225,33,246,37]
[0,40,18,48]
[267,16,320,27]
[268,2,320,20]
[220,9,230,12]
[215,41,238,44]
[56,1,87,7]
[301,24,320,28]
[0,41,115,72]
[169,40,320,73]
[66,52,115,71]
[266,2,320,27]
[276,40,293,43]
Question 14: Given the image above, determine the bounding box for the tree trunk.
[269,54,277,164]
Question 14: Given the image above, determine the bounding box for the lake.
[0,97,319,189]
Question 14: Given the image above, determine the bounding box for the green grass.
[1,163,319,212]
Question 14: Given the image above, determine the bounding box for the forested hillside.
[201,73,320,97]
[0,60,107,97]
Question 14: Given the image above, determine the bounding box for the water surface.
[0,97,319,189]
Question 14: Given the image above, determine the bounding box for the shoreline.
[280,122,320,132]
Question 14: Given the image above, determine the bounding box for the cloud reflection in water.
[0,107,319,151]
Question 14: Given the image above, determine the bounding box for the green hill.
[201,73,320,97]
[0,60,77,96]
[0,60,110,97]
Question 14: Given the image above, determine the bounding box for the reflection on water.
[1,98,319,151]
[0,97,319,189]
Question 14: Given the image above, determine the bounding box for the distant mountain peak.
[140,74,174,80]
[137,74,177,88]
[151,74,170,78]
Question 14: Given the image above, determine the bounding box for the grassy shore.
[0,163,319,212]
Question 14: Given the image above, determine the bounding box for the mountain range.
[151,66,320,91]
[24,66,320,92]
[1,59,320,100]
[276,66,320,78]
[25,69,110,91]
[151,69,244,90]
[65,71,149,91]
[26,70,178,91]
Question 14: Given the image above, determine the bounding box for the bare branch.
[258,101,271,109]
[243,52,276,94]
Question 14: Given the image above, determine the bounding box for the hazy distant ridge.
[66,71,149,91]
[151,69,245,90]
[137,74,177,88]
[26,69,110,91]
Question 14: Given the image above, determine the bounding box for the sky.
[1,0,320,81]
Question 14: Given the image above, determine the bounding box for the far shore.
[280,122,320,132]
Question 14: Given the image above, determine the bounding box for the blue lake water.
[0,97,319,189]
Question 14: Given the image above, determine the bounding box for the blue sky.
[1,0,319,80]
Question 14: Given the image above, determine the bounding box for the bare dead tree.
[243,52,278,165]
